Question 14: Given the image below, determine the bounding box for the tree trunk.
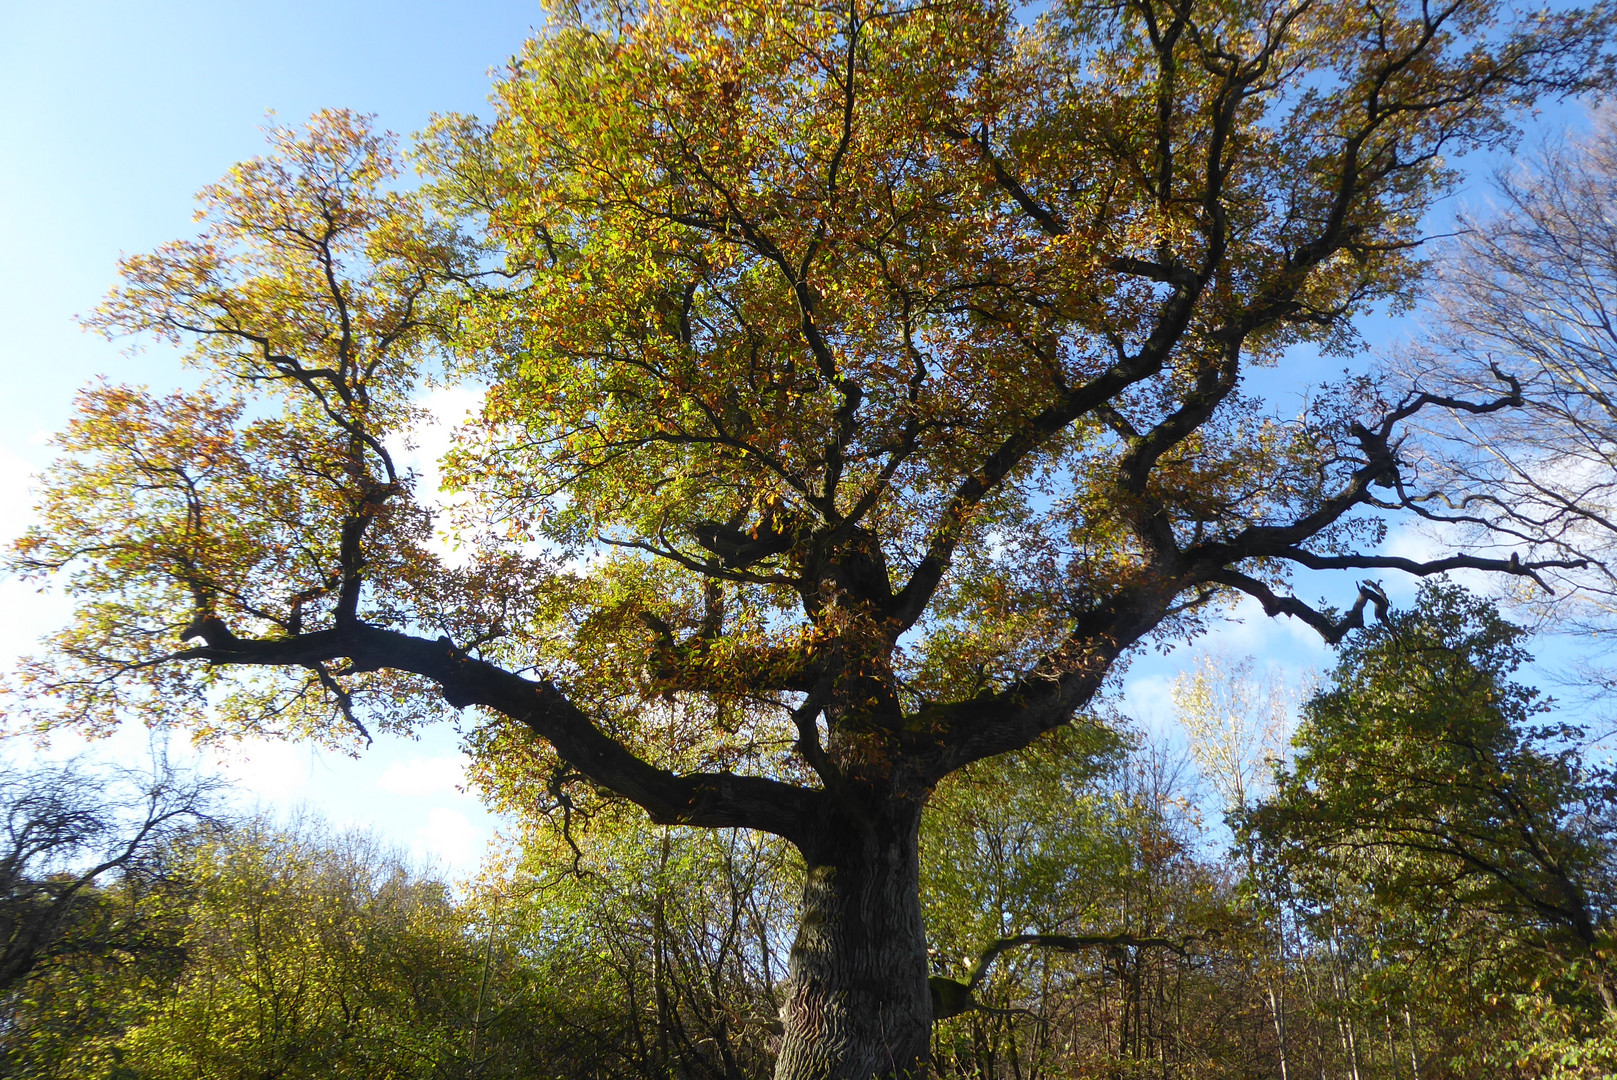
[1267,984,1290,1080]
[774,801,932,1080]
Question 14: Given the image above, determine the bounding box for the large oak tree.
[10,1,1614,1076]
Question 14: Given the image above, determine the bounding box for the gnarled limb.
[172,619,820,845]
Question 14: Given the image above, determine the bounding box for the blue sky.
[0,0,541,440]
[0,1,1605,871]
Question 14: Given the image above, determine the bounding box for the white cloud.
[416,807,482,870]
[1120,670,1178,732]
[1381,521,1444,564]
[0,444,66,682]
[203,737,314,801]
[402,386,485,500]
[382,385,486,567]
[376,754,466,796]
[0,578,70,663]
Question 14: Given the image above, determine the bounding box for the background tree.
[0,755,217,997]
[9,2,1614,1076]
[11,698,1605,1079]
[926,734,1248,1079]
[1249,582,1617,1075]
[1,816,544,1080]
[1174,656,1306,1080]
[1173,656,1299,825]
[122,823,477,1080]
[1411,109,1617,640]
[488,803,799,1080]
[921,722,1134,1070]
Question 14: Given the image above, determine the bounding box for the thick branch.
[914,587,1173,781]
[931,931,1200,1020]
[1210,569,1388,645]
[172,621,819,844]
[1281,549,1586,590]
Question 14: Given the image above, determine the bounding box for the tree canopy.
[9,1,1616,1076]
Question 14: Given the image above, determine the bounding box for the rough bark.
[775,801,932,1080]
